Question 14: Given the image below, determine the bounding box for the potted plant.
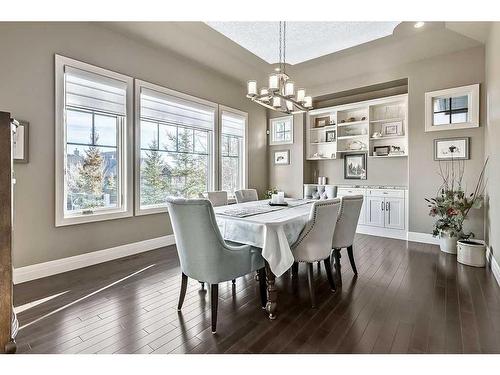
[264,187,278,200]
[426,155,487,254]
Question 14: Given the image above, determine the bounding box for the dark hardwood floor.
[13,234,500,354]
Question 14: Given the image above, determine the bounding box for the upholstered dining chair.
[234,189,258,204]
[291,198,342,308]
[199,191,228,207]
[166,198,266,333]
[331,195,364,286]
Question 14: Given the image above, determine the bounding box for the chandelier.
[246,22,313,114]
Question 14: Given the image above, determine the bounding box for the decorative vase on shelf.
[439,230,458,254]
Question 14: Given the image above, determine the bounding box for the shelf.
[370,135,406,141]
[309,125,336,131]
[310,141,336,145]
[337,120,368,127]
[307,157,337,160]
[338,135,367,140]
[337,149,368,153]
[369,154,408,158]
[369,117,404,123]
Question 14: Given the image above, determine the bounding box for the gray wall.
[0,22,268,268]
[485,24,500,265]
[270,46,486,236]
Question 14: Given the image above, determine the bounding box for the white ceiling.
[205,22,400,64]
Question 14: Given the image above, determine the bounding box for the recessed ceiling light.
[414,22,425,29]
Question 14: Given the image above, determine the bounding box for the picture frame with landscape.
[344,153,367,180]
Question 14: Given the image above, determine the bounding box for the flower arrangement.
[426,154,488,240]
[264,187,279,199]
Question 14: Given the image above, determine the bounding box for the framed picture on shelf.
[274,150,290,165]
[325,130,336,142]
[434,137,470,160]
[373,145,390,156]
[382,121,403,136]
[314,116,330,128]
[344,153,367,180]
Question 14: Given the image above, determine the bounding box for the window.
[425,84,479,132]
[55,55,133,226]
[220,107,247,196]
[269,115,293,145]
[135,80,217,214]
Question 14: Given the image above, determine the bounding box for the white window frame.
[55,55,133,227]
[425,84,480,132]
[218,105,248,196]
[135,79,218,216]
[269,115,294,145]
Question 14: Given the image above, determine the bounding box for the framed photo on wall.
[434,137,470,160]
[344,153,367,180]
[13,120,29,163]
[274,150,290,165]
[325,130,336,142]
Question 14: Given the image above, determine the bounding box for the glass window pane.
[141,121,158,149]
[229,137,239,156]
[283,121,291,132]
[67,110,93,145]
[164,152,208,198]
[276,121,284,132]
[433,98,450,112]
[433,112,450,125]
[140,149,169,207]
[194,131,208,154]
[275,131,285,142]
[94,114,117,146]
[178,128,193,153]
[159,124,177,151]
[221,135,229,156]
[283,130,292,142]
[451,95,468,110]
[65,144,118,212]
[452,112,468,123]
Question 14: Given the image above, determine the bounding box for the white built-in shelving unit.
[306,94,408,160]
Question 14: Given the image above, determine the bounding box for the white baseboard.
[486,246,500,287]
[13,234,176,284]
[407,231,440,245]
[356,225,407,240]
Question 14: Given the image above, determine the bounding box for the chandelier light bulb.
[247,80,257,96]
[286,100,294,111]
[269,74,279,91]
[272,96,281,108]
[296,88,306,102]
[303,96,312,108]
[284,81,295,97]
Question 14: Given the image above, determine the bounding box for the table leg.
[264,262,277,320]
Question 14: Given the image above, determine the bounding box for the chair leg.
[307,263,316,308]
[323,258,336,291]
[347,245,358,275]
[199,281,205,290]
[292,262,299,277]
[333,248,342,287]
[258,268,267,308]
[232,279,236,285]
[210,284,219,333]
[178,272,188,311]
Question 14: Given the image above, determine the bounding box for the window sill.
[55,209,133,227]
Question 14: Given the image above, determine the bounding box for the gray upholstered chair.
[303,184,337,200]
[166,198,266,333]
[199,191,228,207]
[234,189,258,204]
[291,198,342,307]
[331,195,364,286]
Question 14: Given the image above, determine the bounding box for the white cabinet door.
[366,196,385,227]
[385,198,405,230]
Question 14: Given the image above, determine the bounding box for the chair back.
[166,198,228,281]
[292,198,342,262]
[234,189,258,203]
[332,195,364,249]
[200,191,228,207]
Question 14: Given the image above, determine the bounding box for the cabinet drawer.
[337,188,365,196]
[367,189,405,198]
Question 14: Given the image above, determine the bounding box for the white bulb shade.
[296,88,306,102]
[284,81,295,97]
[272,96,281,108]
[304,96,312,108]
[247,80,257,96]
[269,74,279,90]
[286,100,293,111]
[260,88,270,102]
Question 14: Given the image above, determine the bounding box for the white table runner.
[214,199,313,277]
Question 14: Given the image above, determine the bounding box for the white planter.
[439,231,458,254]
[457,240,486,267]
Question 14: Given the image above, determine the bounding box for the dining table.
[213,198,314,320]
